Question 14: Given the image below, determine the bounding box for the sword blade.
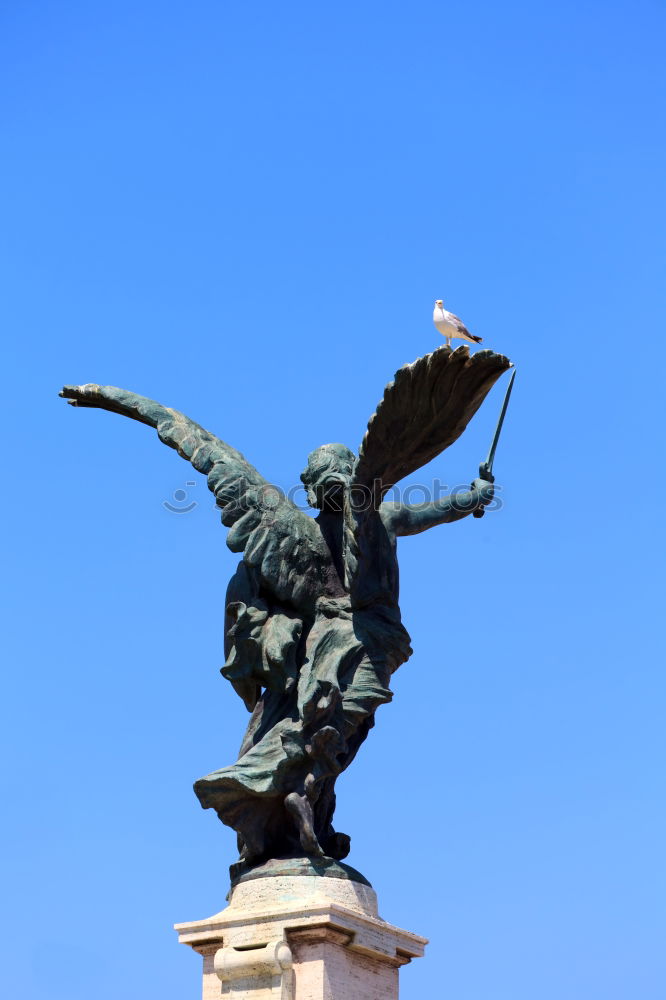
[484,369,516,474]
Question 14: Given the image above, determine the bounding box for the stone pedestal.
[175,865,427,1000]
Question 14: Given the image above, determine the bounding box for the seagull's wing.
[60,384,337,614]
[446,311,471,334]
[352,347,511,506]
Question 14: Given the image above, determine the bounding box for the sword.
[473,368,516,519]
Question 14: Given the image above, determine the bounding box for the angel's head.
[301,443,356,511]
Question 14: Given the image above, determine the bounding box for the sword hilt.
[473,463,494,519]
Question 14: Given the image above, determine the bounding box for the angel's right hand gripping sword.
[473,368,516,519]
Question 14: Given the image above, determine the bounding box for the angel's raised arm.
[60,384,334,612]
[60,383,266,523]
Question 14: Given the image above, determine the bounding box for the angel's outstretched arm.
[59,383,336,614]
[59,382,270,526]
[59,384,257,496]
[381,477,494,537]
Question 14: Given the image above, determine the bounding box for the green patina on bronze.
[60,344,513,877]
[229,856,372,890]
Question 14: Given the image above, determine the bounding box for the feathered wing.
[353,346,512,504]
[60,384,337,614]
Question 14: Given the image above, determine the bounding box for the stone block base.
[175,868,427,999]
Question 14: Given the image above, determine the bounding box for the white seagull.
[433,299,482,348]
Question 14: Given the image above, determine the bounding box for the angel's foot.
[234,825,265,865]
[285,791,325,857]
[322,830,351,861]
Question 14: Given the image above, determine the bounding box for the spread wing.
[353,346,512,505]
[60,384,338,614]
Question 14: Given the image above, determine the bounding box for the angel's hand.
[471,478,494,506]
[477,461,495,484]
[471,477,494,520]
[60,384,101,407]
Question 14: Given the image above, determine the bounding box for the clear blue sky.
[2,3,665,998]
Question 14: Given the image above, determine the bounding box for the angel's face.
[302,444,355,511]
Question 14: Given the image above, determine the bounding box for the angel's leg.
[285,790,325,857]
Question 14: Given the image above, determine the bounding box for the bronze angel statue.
[60,345,511,869]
